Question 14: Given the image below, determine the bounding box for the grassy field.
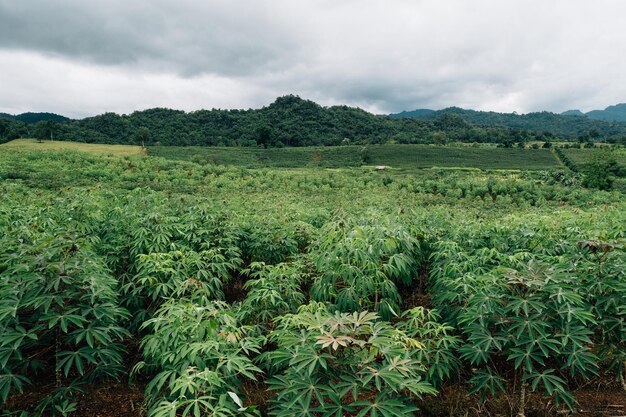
[0,138,144,156]
[149,145,362,168]
[365,144,559,170]
[151,144,561,170]
[562,147,626,166]
[6,140,619,172]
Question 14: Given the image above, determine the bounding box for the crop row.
[0,150,625,416]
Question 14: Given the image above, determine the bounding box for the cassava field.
[0,141,625,417]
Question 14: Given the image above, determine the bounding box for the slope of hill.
[585,103,626,122]
[0,112,70,123]
[3,97,626,147]
[560,103,626,122]
[391,106,626,140]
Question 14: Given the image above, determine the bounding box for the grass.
[0,139,144,156]
[4,140,608,172]
[365,144,559,170]
[562,148,626,166]
[149,145,362,168]
[150,144,562,171]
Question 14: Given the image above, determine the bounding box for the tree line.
[2,95,626,147]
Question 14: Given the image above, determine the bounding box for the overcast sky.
[1,0,625,118]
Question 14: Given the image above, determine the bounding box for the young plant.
[135,300,263,417]
[260,302,436,417]
[310,219,422,320]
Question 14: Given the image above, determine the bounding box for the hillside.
[391,106,626,141]
[585,103,626,122]
[0,112,70,123]
[3,97,626,147]
[1,96,552,147]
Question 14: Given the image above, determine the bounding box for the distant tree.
[431,131,447,145]
[256,125,273,148]
[33,120,57,142]
[542,141,552,148]
[134,127,151,146]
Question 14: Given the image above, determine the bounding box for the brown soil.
[419,382,626,417]
[5,382,145,417]
[6,381,624,417]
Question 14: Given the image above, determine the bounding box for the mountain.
[585,103,626,122]
[0,112,71,124]
[389,109,436,119]
[560,104,626,122]
[561,110,585,116]
[391,106,626,140]
[3,97,626,147]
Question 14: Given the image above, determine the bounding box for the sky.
[1,0,626,119]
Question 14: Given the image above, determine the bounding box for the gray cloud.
[1,0,626,117]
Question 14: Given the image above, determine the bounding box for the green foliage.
[136,300,263,417]
[429,221,626,411]
[311,220,422,320]
[581,151,621,190]
[23,95,626,147]
[261,303,436,417]
[1,147,625,415]
[238,262,306,326]
[392,106,626,141]
[0,222,128,412]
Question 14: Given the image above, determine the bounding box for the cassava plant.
[0,230,129,414]
[310,219,422,320]
[259,302,436,417]
[134,300,263,417]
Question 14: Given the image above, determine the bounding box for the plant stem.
[517,379,526,417]
[619,361,626,392]
[55,326,62,388]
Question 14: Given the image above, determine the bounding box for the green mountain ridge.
[2,97,626,146]
[0,112,71,124]
[390,105,626,140]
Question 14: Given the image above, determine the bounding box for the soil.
[6,381,624,417]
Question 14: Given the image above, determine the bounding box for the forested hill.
[1,96,626,146]
[0,112,70,124]
[390,106,626,141]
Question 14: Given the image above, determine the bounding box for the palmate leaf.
[351,394,418,417]
[557,324,594,348]
[565,348,599,377]
[507,346,545,372]
[315,333,355,351]
[289,348,333,376]
[468,369,506,401]
[458,343,489,366]
[523,368,577,409]
[56,348,98,377]
[0,372,30,403]
[0,325,38,350]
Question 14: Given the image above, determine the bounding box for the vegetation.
[0,139,143,156]
[392,106,626,142]
[7,96,626,147]
[150,143,561,171]
[0,142,625,416]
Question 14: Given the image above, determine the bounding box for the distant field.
[151,144,561,170]
[562,148,626,167]
[0,139,144,156]
[365,144,559,170]
[149,145,362,168]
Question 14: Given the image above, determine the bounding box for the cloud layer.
[1,0,625,118]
